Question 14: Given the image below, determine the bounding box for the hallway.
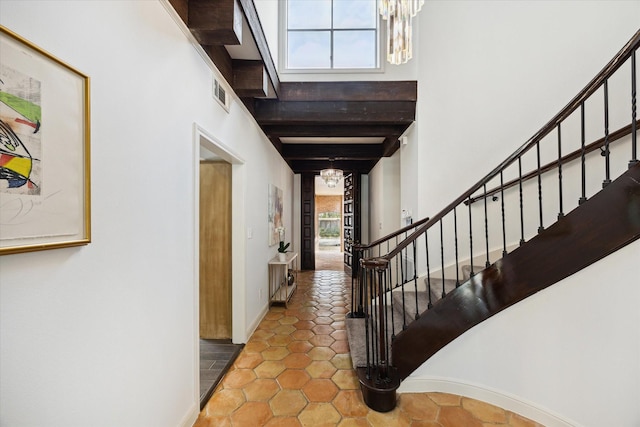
[314,250,345,271]
[193,269,543,426]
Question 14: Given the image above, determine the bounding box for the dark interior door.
[300,173,315,270]
[343,173,360,275]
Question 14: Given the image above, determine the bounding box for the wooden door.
[199,161,232,339]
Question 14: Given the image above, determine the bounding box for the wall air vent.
[213,78,229,112]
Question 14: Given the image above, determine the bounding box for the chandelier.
[320,160,343,188]
[379,0,424,65]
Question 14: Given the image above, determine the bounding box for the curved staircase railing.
[350,28,640,412]
[347,215,430,319]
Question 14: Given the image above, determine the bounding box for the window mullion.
[330,0,334,69]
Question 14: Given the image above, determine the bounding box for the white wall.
[368,152,401,242]
[401,2,640,425]
[399,125,420,224]
[360,174,369,245]
[0,1,293,426]
[400,241,640,427]
[415,1,640,216]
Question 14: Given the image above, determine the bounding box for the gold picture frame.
[0,26,91,255]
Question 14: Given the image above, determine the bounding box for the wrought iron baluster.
[500,171,507,257]
[468,196,474,277]
[603,79,611,188]
[376,267,388,381]
[483,183,490,267]
[412,238,419,320]
[557,123,564,219]
[355,247,366,316]
[412,238,417,281]
[358,250,367,316]
[397,238,406,328]
[370,268,378,373]
[399,250,404,286]
[364,268,371,379]
[389,263,396,340]
[519,157,525,245]
[454,207,460,287]
[579,101,588,205]
[536,141,544,233]
[425,229,432,309]
[440,219,446,298]
[395,242,404,286]
[349,264,362,317]
[631,50,638,168]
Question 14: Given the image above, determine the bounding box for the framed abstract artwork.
[268,184,283,246]
[0,26,91,255]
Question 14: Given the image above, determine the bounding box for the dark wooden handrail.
[466,120,640,205]
[393,162,640,379]
[360,257,389,270]
[352,216,430,251]
[381,28,640,262]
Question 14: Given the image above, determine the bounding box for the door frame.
[192,123,245,402]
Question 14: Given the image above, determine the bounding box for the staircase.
[345,29,640,412]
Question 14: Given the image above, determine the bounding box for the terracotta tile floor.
[194,270,544,427]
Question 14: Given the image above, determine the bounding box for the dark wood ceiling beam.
[233,60,268,97]
[237,0,280,97]
[156,3,417,171]
[280,81,417,102]
[261,124,403,137]
[282,144,384,160]
[288,159,378,174]
[382,137,401,157]
[188,0,242,45]
[203,45,233,84]
[254,101,416,125]
[269,136,284,154]
[166,1,234,82]
[168,0,188,22]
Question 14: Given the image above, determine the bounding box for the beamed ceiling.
[168,0,417,174]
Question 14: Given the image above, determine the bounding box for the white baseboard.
[245,303,269,342]
[179,401,199,427]
[398,376,580,427]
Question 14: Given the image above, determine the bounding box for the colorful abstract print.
[0,64,41,195]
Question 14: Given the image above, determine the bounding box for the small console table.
[268,252,298,307]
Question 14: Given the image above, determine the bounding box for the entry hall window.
[284,0,380,70]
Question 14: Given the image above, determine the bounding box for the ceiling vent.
[213,78,229,112]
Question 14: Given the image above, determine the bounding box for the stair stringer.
[392,162,640,380]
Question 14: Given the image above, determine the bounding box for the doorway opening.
[195,125,246,408]
[314,175,344,271]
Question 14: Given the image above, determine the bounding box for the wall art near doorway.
[268,183,283,246]
[0,26,90,255]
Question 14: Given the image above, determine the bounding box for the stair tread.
[461,265,485,281]
[391,290,428,320]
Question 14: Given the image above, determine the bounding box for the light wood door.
[200,161,232,339]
